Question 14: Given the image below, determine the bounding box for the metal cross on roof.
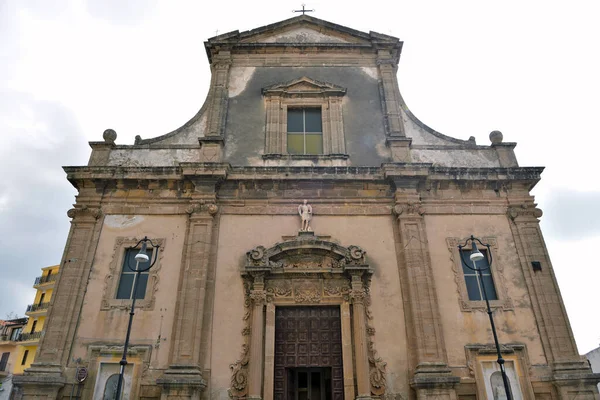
[293,4,315,15]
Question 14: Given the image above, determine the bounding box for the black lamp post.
[458,235,512,400]
[114,236,159,400]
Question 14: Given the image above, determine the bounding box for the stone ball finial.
[489,130,503,144]
[103,129,117,143]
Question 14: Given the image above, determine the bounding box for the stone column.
[391,193,459,399]
[340,302,356,400]
[263,302,276,400]
[248,274,267,400]
[13,206,104,398]
[349,273,371,400]
[508,204,600,396]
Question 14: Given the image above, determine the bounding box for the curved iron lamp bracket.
[457,235,493,272]
[126,236,160,273]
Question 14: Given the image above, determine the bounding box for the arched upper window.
[490,371,511,400]
[103,374,123,400]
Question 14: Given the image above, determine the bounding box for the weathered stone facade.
[12,14,599,400]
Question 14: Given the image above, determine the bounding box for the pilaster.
[389,180,459,397]
[377,50,405,137]
[159,175,221,398]
[206,50,231,138]
[507,204,600,396]
[158,206,216,397]
[13,205,104,398]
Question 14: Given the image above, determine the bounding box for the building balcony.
[33,274,56,287]
[18,331,43,342]
[25,302,50,315]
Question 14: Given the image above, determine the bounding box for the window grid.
[116,248,153,300]
[287,108,323,155]
[461,249,498,301]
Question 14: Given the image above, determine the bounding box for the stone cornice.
[64,164,544,191]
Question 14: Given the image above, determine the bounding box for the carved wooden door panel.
[274,306,343,400]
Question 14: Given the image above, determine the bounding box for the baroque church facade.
[13,15,599,400]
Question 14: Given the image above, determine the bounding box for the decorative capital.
[207,203,219,215]
[67,206,103,220]
[249,290,267,305]
[393,202,424,217]
[349,288,367,304]
[185,201,219,216]
[508,204,543,221]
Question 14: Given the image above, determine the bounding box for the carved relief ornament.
[245,239,367,270]
[229,279,252,398]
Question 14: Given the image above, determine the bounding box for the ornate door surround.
[229,232,387,400]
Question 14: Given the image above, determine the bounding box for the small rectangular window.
[116,248,153,300]
[21,349,29,365]
[10,327,22,341]
[287,108,323,155]
[461,249,498,301]
[0,352,9,371]
[30,320,37,333]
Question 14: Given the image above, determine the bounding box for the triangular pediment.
[207,15,398,46]
[240,24,361,44]
[204,15,401,64]
[262,77,346,96]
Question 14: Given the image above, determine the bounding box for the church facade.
[12,15,599,400]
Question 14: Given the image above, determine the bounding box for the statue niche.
[229,232,388,400]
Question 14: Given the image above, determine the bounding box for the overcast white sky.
[1,1,599,354]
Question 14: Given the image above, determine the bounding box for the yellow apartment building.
[12,265,59,374]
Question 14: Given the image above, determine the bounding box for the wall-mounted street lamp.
[458,235,512,400]
[115,236,160,400]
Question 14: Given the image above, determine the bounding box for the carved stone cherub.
[298,199,313,231]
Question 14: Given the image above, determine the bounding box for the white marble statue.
[298,199,313,231]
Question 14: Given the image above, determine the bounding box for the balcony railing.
[26,302,50,313]
[34,274,56,286]
[18,331,43,341]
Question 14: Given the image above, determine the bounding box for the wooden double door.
[274,307,343,400]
